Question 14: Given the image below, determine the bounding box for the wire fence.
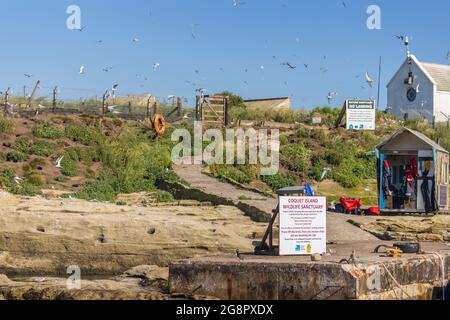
[1,83,195,122]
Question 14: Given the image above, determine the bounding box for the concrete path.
[174,163,378,242]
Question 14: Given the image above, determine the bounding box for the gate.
[195,95,229,126]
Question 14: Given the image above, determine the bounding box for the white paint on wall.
[387,56,435,122]
[435,91,450,122]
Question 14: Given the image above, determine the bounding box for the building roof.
[387,55,450,92]
[421,62,450,92]
[244,97,291,111]
[377,127,449,154]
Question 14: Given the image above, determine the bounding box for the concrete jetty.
[169,241,449,300]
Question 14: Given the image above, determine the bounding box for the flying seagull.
[281,62,297,69]
[327,91,337,104]
[153,63,161,69]
[79,65,85,74]
[233,0,246,7]
[56,156,64,169]
[24,74,33,78]
[320,168,332,181]
[132,37,140,43]
[365,71,375,88]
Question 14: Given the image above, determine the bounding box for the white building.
[387,54,450,123]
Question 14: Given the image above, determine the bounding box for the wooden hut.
[376,128,449,214]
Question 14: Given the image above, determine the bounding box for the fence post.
[153,101,157,117]
[28,80,40,108]
[146,96,152,118]
[177,97,182,117]
[4,88,10,112]
[102,90,109,115]
[128,101,132,114]
[195,96,200,121]
[52,86,58,113]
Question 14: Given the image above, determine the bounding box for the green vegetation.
[6,151,29,163]
[0,168,42,196]
[0,116,14,134]
[32,122,63,139]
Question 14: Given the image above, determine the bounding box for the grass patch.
[0,116,14,134]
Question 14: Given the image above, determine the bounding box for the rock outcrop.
[0,192,265,276]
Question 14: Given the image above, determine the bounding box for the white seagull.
[13,176,22,184]
[79,65,85,75]
[327,91,337,104]
[153,63,161,69]
[365,71,375,88]
[56,156,64,169]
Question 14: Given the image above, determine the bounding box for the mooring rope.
[380,263,413,300]
[431,252,446,301]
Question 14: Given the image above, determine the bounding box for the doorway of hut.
[379,151,436,212]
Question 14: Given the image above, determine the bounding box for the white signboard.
[346,100,376,131]
[279,196,327,256]
[312,116,322,125]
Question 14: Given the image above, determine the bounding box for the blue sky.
[0,0,449,108]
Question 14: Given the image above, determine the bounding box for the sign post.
[346,99,376,131]
[279,196,327,256]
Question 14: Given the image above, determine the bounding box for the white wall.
[387,58,435,122]
[435,91,450,122]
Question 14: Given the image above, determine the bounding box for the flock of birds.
[14,1,450,109]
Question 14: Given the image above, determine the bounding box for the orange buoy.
[153,114,166,136]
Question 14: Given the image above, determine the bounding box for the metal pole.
[377,56,382,110]
[52,86,58,113]
[4,88,10,112]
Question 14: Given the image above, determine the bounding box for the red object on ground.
[339,197,363,212]
[368,206,380,216]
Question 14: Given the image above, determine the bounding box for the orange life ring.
[153,114,166,136]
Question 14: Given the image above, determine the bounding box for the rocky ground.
[0,265,217,300]
[346,214,450,242]
[0,191,266,277]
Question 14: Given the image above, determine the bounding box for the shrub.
[7,182,42,197]
[12,137,32,154]
[333,157,375,188]
[6,151,29,163]
[281,143,311,173]
[156,190,174,203]
[66,147,82,162]
[30,140,57,157]
[73,178,117,202]
[262,173,297,191]
[64,124,103,146]
[210,164,255,184]
[32,123,63,139]
[61,156,78,177]
[27,174,45,187]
